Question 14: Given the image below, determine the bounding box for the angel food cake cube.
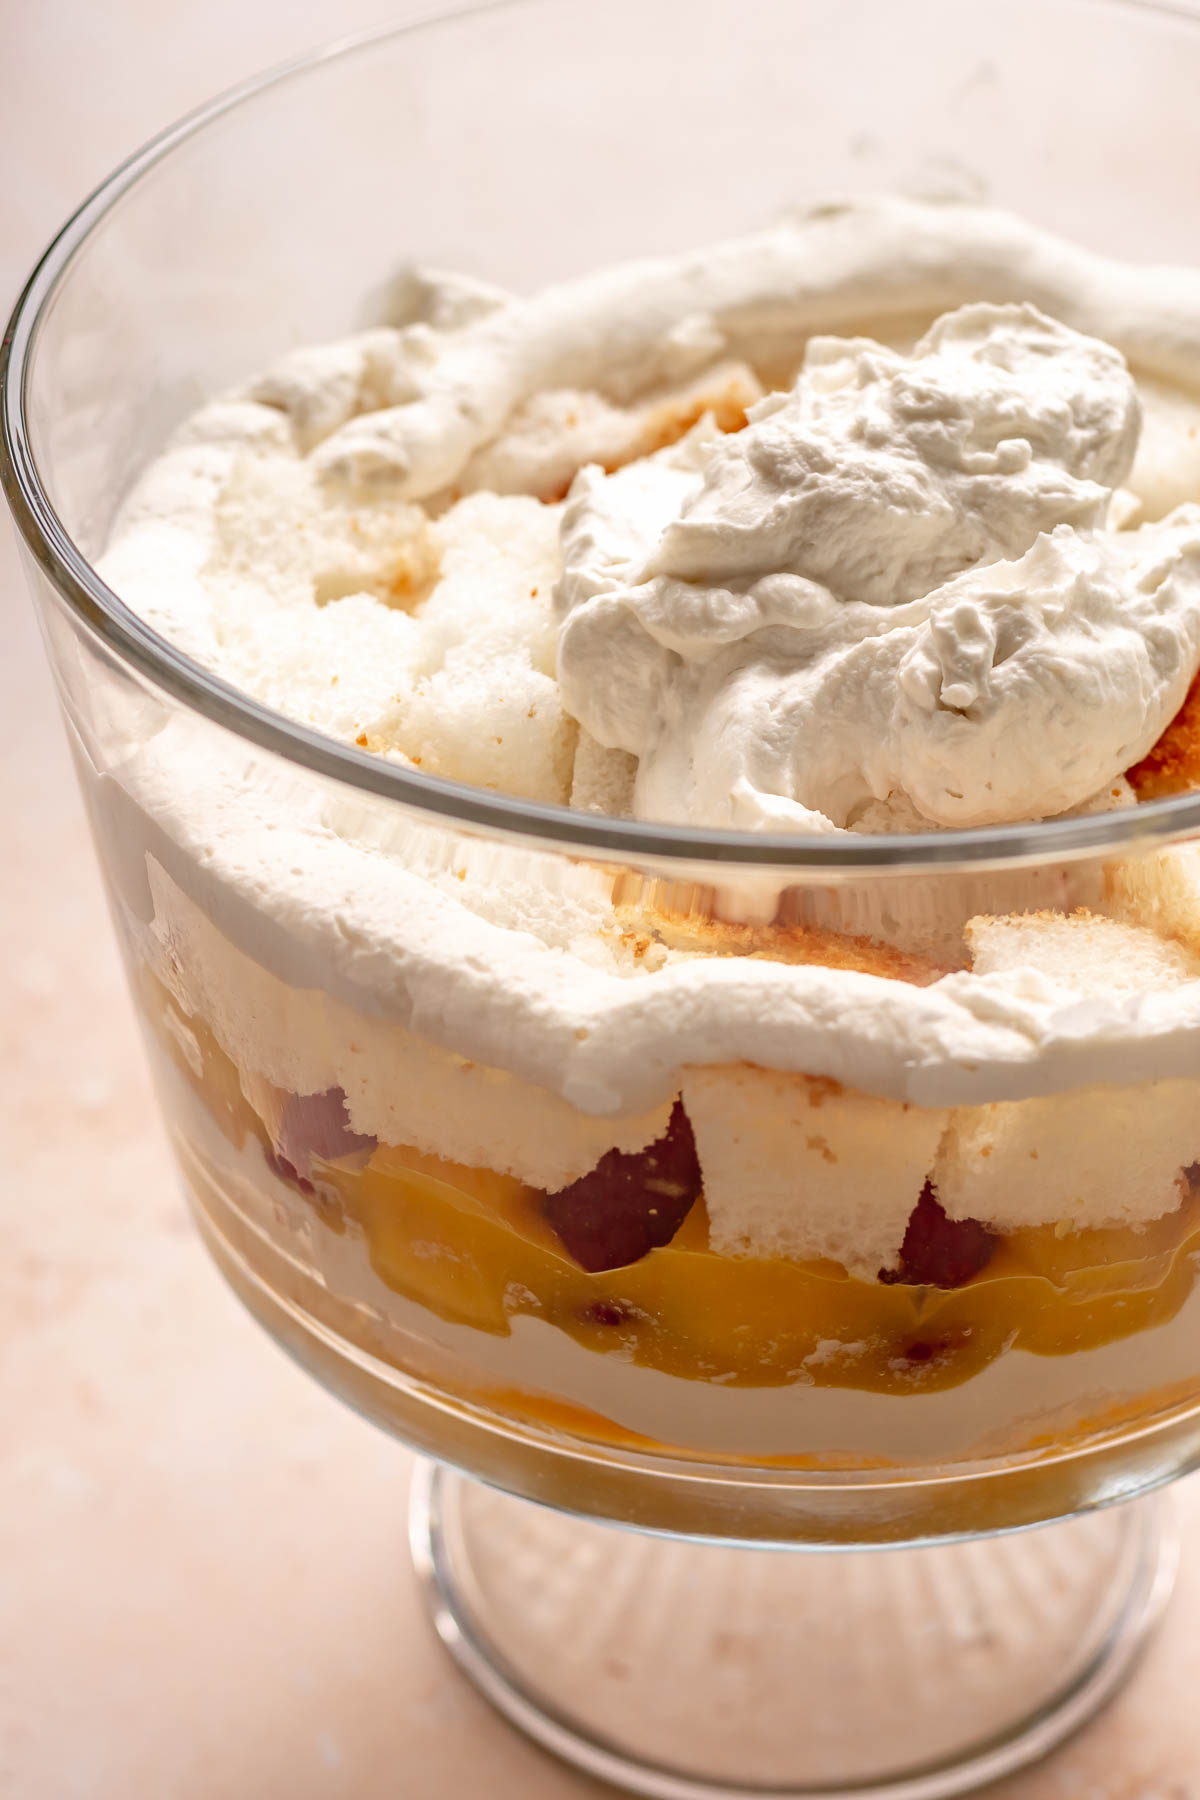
[933,1084,1200,1235]
[1109,841,1200,956]
[680,1065,949,1279]
[933,912,1200,1234]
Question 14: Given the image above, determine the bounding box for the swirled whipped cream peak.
[556,300,1200,832]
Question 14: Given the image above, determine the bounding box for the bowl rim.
[6,0,1200,871]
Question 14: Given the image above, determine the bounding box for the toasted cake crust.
[618,892,946,987]
[1127,672,1200,799]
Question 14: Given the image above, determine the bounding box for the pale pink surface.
[6,7,1200,1795]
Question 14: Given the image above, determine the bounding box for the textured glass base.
[409,1462,1177,1799]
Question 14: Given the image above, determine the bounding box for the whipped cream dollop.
[557,303,1200,831]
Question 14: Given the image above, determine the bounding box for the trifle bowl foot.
[409,1462,1177,1800]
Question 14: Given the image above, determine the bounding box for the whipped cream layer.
[96,199,1200,1234]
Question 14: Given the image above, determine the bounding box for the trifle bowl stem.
[410,1466,1176,1799]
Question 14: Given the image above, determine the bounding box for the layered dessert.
[94,198,1200,1473]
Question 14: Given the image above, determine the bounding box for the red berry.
[879,1183,997,1288]
[264,1149,314,1195]
[271,1087,376,1183]
[543,1100,702,1272]
[582,1299,635,1327]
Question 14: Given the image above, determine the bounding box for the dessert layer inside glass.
[139,952,1200,1447]
[95,199,1200,1476]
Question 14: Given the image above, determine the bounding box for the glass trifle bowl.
[11,0,1200,1792]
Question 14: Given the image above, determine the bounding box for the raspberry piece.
[264,1148,314,1195]
[271,1087,376,1182]
[897,1327,973,1364]
[879,1183,997,1289]
[582,1299,635,1327]
[543,1100,701,1272]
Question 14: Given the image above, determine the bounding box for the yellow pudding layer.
[326,1145,1200,1397]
